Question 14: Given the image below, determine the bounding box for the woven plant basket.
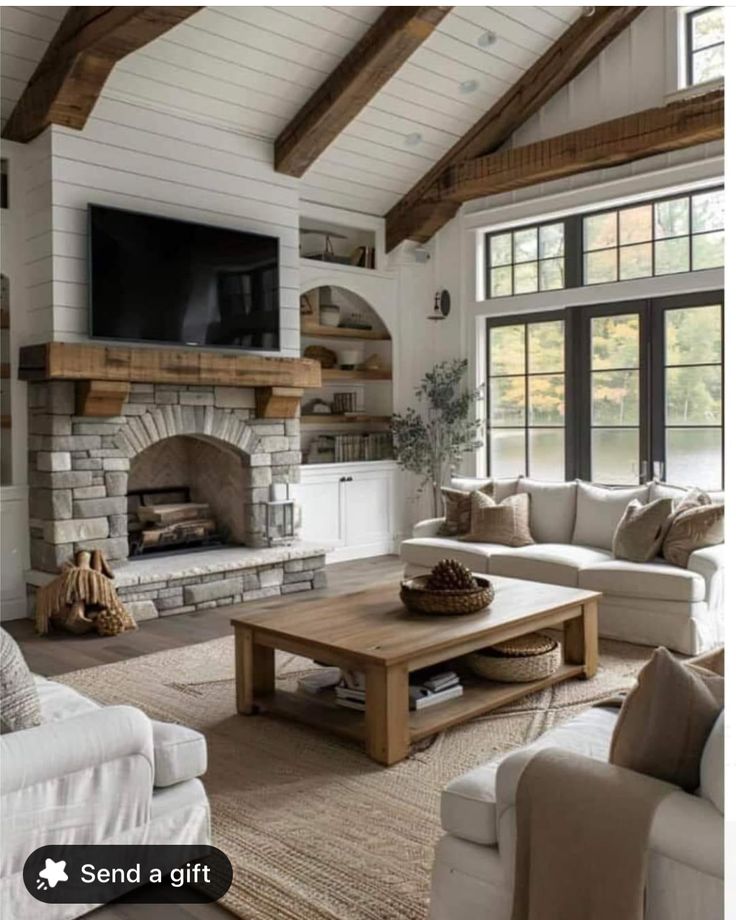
[467,632,561,683]
[399,575,494,616]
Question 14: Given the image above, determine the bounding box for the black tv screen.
[89,205,280,350]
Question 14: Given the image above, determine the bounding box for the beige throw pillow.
[609,647,722,792]
[612,497,673,563]
[461,491,534,547]
[438,481,494,537]
[0,628,42,734]
[662,493,724,568]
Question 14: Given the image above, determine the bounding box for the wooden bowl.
[399,575,494,616]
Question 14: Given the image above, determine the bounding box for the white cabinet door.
[343,470,393,549]
[292,476,344,547]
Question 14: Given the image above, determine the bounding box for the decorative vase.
[320,305,340,327]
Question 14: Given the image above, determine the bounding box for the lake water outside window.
[664,303,722,489]
[487,318,565,479]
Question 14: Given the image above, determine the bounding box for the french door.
[486,292,724,487]
[576,292,723,488]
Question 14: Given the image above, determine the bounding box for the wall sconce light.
[428,289,451,321]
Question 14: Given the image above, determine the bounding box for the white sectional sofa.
[1,676,210,920]
[428,706,724,920]
[401,478,724,655]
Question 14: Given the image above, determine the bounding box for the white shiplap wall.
[46,98,302,353]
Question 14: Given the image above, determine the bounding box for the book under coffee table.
[231,576,600,766]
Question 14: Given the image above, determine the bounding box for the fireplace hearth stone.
[26,545,328,621]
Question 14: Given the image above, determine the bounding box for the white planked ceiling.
[1,5,582,215]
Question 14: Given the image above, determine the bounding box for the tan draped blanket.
[511,748,674,920]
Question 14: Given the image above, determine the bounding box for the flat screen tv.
[89,205,280,350]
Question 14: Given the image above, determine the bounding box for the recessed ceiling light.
[478,30,497,48]
[459,79,479,95]
[405,132,423,147]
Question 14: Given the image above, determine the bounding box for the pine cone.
[427,558,476,591]
[95,608,126,637]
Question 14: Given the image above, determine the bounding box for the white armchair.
[429,709,724,920]
[1,679,210,920]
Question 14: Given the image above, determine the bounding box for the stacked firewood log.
[136,502,217,549]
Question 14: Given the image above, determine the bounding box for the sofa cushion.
[441,761,499,845]
[452,475,518,501]
[578,560,705,602]
[610,647,721,792]
[650,481,724,505]
[152,720,207,787]
[400,537,503,573]
[516,478,577,543]
[612,497,673,563]
[462,491,534,547]
[1,629,42,734]
[488,544,612,588]
[438,481,494,536]
[572,481,650,550]
[699,712,724,813]
[34,676,99,722]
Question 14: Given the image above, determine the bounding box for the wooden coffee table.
[231,576,600,766]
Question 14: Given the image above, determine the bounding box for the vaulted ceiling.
[1,5,582,213]
[0,6,724,248]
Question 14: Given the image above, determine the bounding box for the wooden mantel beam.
[384,5,645,250]
[429,90,724,205]
[274,6,452,178]
[2,6,202,143]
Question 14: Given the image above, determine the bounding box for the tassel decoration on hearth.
[35,549,137,637]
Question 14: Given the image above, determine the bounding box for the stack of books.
[334,669,463,712]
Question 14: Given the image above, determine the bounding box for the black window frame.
[485,291,724,488]
[485,218,567,300]
[483,186,723,297]
[486,311,568,480]
[686,6,725,87]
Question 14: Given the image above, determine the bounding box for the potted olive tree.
[391,359,484,518]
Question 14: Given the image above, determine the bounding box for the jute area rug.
[59,636,651,920]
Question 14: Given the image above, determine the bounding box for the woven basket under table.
[467,632,561,683]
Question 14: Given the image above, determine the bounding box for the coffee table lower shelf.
[252,662,586,748]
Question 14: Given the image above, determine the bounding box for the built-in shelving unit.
[300,284,393,466]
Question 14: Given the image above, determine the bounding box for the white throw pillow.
[650,480,724,506]
[516,478,577,544]
[572,481,649,550]
[449,476,519,501]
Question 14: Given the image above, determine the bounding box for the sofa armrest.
[412,517,445,538]
[1,705,154,793]
[688,544,725,607]
[495,746,723,880]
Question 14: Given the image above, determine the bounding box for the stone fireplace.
[22,344,326,621]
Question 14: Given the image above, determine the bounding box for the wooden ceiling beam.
[274,6,452,178]
[425,90,724,205]
[385,5,645,250]
[2,6,202,143]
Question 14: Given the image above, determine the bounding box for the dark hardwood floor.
[6,555,404,920]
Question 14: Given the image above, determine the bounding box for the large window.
[487,317,566,480]
[485,187,723,297]
[486,293,724,488]
[686,6,724,86]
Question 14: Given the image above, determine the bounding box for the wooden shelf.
[302,414,391,425]
[322,368,391,382]
[256,663,585,747]
[301,322,390,341]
